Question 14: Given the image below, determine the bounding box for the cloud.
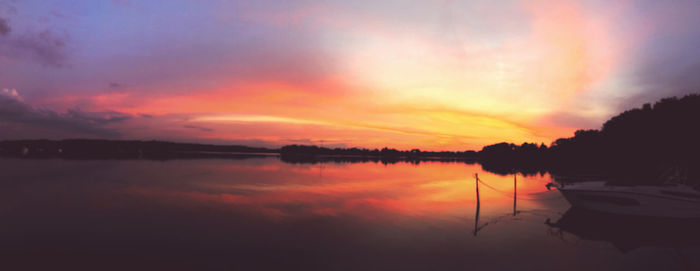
[183,125,213,132]
[108,82,125,89]
[0,16,68,67]
[0,17,9,36]
[0,89,131,139]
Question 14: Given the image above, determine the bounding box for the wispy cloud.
[194,114,328,126]
[0,16,69,67]
[183,125,213,132]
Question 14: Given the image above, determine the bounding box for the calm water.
[1,157,698,270]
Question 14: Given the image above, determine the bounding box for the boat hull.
[559,188,700,218]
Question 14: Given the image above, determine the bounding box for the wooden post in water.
[513,173,517,216]
[476,173,480,205]
[474,173,481,236]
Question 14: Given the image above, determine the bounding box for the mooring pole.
[513,173,517,216]
[476,173,480,205]
[474,173,481,236]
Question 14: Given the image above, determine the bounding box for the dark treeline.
[280,155,478,166]
[279,145,478,164]
[478,142,549,176]
[0,139,276,160]
[0,139,479,163]
[480,94,700,185]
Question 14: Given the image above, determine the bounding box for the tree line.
[479,94,700,185]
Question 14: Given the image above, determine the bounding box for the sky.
[1,0,699,150]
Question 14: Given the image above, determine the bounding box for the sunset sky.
[1,0,699,150]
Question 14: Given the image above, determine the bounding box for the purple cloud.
[0,89,131,139]
[0,16,68,67]
[0,17,9,35]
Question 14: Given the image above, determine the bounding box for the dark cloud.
[0,17,9,35]
[109,82,124,89]
[183,125,213,132]
[0,89,131,139]
[0,16,68,67]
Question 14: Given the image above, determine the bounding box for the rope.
[477,178,511,195]
[476,176,563,201]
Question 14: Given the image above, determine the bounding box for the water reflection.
[0,157,698,270]
[546,208,700,252]
[473,174,523,236]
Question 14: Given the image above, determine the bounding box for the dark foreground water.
[1,157,699,270]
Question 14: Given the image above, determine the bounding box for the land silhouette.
[1,94,698,186]
[479,94,700,185]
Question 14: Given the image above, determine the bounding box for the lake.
[1,157,698,270]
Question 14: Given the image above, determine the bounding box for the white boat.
[552,181,700,218]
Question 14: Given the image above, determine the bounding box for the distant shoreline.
[0,139,478,162]
[2,94,699,185]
